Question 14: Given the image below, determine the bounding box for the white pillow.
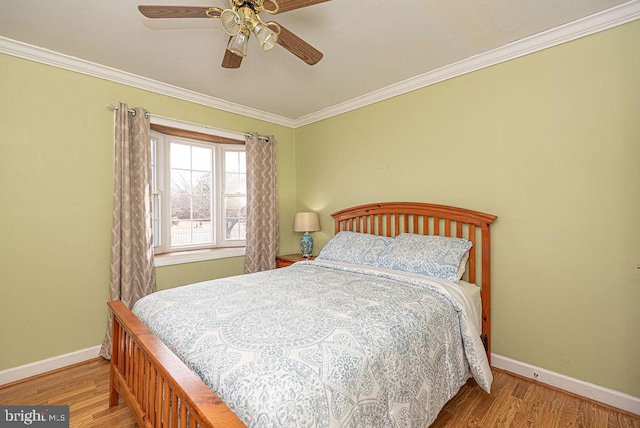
[317,231,394,266]
[376,233,472,283]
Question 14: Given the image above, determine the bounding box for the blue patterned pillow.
[376,233,472,283]
[317,231,394,266]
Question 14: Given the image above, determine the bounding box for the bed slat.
[108,300,246,428]
[468,224,477,285]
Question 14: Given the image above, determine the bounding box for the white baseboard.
[492,353,640,416]
[0,345,102,387]
[1,347,638,416]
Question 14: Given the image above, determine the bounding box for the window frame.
[149,117,247,266]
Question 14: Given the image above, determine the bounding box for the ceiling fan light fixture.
[252,21,278,51]
[227,29,249,57]
[138,1,325,69]
[220,9,243,36]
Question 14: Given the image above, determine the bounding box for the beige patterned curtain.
[245,133,278,273]
[99,102,156,359]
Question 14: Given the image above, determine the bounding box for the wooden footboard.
[107,300,245,428]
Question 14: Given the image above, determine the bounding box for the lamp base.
[300,232,313,258]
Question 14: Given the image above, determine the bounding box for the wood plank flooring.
[0,359,135,428]
[0,358,638,427]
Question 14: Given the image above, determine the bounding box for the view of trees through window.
[170,142,213,246]
[223,151,246,241]
[151,133,246,252]
[168,142,246,248]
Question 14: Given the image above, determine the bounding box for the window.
[151,130,246,258]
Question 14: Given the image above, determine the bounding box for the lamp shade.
[294,212,320,232]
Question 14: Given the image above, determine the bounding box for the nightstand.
[276,253,315,268]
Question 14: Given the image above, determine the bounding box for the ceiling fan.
[138,0,328,69]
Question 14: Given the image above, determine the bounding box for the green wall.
[295,21,640,398]
[1,19,638,401]
[0,54,296,370]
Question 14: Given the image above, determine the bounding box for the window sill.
[154,247,245,267]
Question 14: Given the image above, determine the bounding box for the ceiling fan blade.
[222,47,243,69]
[264,0,330,14]
[138,6,221,19]
[269,23,323,65]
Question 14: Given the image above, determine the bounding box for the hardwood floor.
[0,358,638,427]
[0,359,135,428]
[433,371,640,428]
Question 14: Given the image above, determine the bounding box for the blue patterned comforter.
[132,261,492,427]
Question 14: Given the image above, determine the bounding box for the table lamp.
[294,212,320,258]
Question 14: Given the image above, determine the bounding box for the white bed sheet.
[457,279,482,334]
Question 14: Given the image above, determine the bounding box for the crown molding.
[294,0,640,127]
[1,0,638,129]
[0,36,296,128]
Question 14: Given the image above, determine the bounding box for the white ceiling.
[0,0,637,122]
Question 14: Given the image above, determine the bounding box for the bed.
[107,202,497,427]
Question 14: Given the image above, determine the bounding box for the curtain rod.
[106,103,150,119]
[106,104,269,141]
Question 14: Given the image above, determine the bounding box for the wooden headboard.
[331,202,497,356]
